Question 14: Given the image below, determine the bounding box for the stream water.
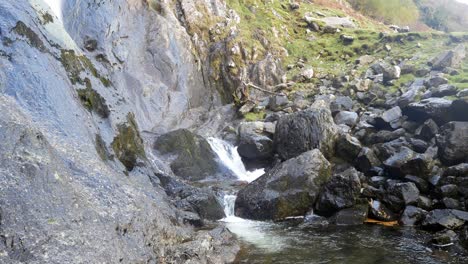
[207,138,467,264]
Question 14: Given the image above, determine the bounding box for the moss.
[12,21,47,52]
[77,78,110,118]
[111,113,146,171]
[95,134,112,161]
[41,12,54,24]
[244,111,266,121]
[60,49,111,87]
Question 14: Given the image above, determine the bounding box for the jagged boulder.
[154,129,219,181]
[403,98,453,125]
[383,146,433,178]
[274,101,337,160]
[235,149,332,220]
[437,122,468,166]
[237,122,274,161]
[399,206,428,226]
[315,168,362,217]
[429,44,466,70]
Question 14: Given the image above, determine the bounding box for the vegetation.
[348,0,420,25]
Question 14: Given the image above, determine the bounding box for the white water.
[207,137,264,183]
[207,138,286,251]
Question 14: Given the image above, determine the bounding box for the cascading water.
[207,137,264,183]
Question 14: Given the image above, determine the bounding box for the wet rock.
[408,138,429,153]
[335,133,362,162]
[444,163,468,177]
[399,206,427,226]
[369,200,398,221]
[431,230,458,247]
[403,98,453,125]
[331,204,368,225]
[334,111,358,127]
[315,168,362,217]
[355,147,381,174]
[457,89,468,98]
[437,122,468,166]
[415,119,438,141]
[238,122,274,161]
[418,196,433,211]
[157,173,225,221]
[443,198,461,209]
[235,149,331,220]
[373,106,402,130]
[384,182,420,212]
[365,128,406,145]
[422,209,468,230]
[441,184,459,198]
[429,44,466,70]
[154,129,219,181]
[405,175,429,194]
[383,147,432,178]
[274,101,337,160]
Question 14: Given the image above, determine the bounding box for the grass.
[244,111,266,121]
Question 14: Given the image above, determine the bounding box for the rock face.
[235,150,332,220]
[437,122,468,165]
[154,129,220,181]
[0,0,242,262]
[274,101,337,160]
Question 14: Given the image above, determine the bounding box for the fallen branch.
[243,82,285,96]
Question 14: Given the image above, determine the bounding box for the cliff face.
[0,0,238,262]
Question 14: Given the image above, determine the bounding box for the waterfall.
[43,0,63,23]
[207,137,264,183]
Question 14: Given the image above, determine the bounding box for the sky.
[456,0,468,5]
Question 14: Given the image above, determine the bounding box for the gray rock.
[429,44,466,70]
[424,75,448,88]
[399,206,427,226]
[445,163,468,177]
[334,111,358,126]
[238,122,274,160]
[355,147,381,174]
[315,168,362,217]
[369,200,398,221]
[331,204,368,225]
[235,149,332,220]
[422,209,468,230]
[268,94,290,111]
[403,97,453,125]
[383,147,433,178]
[457,89,468,98]
[274,101,337,160]
[374,106,402,129]
[430,84,458,98]
[330,96,354,114]
[415,119,439,141]
[437,122,468,165]
[321,16,356,28]
[365,128,406,145]
[335,133,362,162]
[383,181,420,212]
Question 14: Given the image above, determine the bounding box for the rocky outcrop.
[274,101,337,160]
[237,121,275,161]
[235,149,331,220]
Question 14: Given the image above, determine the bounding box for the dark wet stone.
[399,206,427,226]
[437,122,468,166]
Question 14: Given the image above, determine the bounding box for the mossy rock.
[154,129,219,181]
[60,49,111,87]
[111,113,146,171]
[77,79,110,118]
[12,21,47,52]
[95,134,112,161]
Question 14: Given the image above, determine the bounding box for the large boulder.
[383,147,433,178]
[437,122,468,166]
[429,44,466,70]
[315,168,362,217]
[383,182,420,212]
[237,122,274,161]
[403,98,453,125]
[235,149,332,220]
[154,129,219,181]
[373,106,402,130]
[399,206,428,226]
[274,101,337,160]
